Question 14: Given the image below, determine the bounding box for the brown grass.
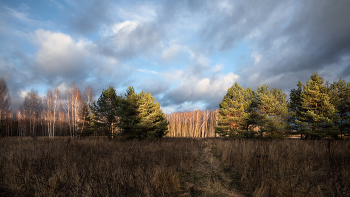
[1,137,349,197]
[216,139,350,197]
[178,139,245,196]
[0,137,198,197]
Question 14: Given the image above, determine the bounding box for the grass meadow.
[0,137,349,196]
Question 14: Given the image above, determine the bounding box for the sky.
[1,0,350,113]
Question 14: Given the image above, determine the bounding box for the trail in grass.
[177,141,246,197]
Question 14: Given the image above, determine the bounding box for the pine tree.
[215,82,252,138]
[254,85,289,138]
[138,92,168,139]
[90,86,121,138]
[289,81,304,138]
[328,78,350,139]
[117,87,168,140]
[117,87,140,140]
[296,72,337,138]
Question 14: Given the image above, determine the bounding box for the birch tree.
[52,88,60,137]
[45,89,53,136]
[84,85,95,106]
[22,90,42,136]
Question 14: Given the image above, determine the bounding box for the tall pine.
[90,86,121,138]
[138,92,168,139]
[117,87,168,140]
[254,85,289,138]
[215,82,252,138]
[117,87,141,140]
[328,78,350,139]
[296,72,337,138]
[289,81,304,137]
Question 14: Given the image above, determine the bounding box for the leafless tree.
[84,85,95,106]
[166,109,219,137]
[64,83,83,136]
[44,89,53,136]
[16,109,26,136]
[52,88,60,137]
[65,87,73,136]
[22,90,42,136]
[72,85,82,136]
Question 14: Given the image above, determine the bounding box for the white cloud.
[161,44,183,61]
[247,29,261,39]
[116,4,157,22]
[216,0,234,17]
[137,68,158,74]
[251,52,262,65]
[187,48,211,67]
[57,82,69,93]
[19,89,29,99]
[162,70,240,106]
[34,29,90,77]
[212,64,224,72]
[100,20,139,37]
[98,20,161,58]
[162,69,183,83]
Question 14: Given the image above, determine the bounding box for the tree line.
[216,72,350,139]
[1,72,350,139]
[0,80,168,140]
[0,81,97,137]
[166,109,219,137]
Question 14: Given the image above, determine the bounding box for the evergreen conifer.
[90,86,121,138]
[296,72,337,138]
[215,82,252,138]
[117,87,168,140]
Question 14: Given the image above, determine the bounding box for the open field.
[0,137,349,197]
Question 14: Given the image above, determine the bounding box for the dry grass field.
[0,137,349,197]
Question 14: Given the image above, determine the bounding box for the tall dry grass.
[216,139,350,197]
[0,137,199,197]
[1,137,349,197]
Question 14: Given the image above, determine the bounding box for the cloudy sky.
[1,0,350,113]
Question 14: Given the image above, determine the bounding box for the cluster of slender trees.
[0,79,96,137]
[1,72,350,139]
[166,109,219,137]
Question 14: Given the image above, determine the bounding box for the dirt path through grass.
[176,141,246,197]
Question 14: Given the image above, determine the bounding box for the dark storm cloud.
[199,0,284,51]
[262,0,350,73]
[196,0,350,89]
